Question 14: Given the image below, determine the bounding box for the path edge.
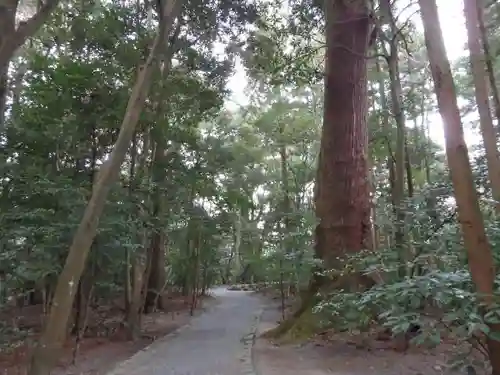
[104,297,220,375]
[241,307,264,375]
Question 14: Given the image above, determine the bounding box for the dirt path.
[105,287,262,375]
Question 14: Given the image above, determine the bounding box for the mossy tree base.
[261,278,323,343]
[261,271,378,344]
[262,307,320,344]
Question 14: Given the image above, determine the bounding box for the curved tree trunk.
[27,2,180,373]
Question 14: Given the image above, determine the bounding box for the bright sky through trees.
[226,0,479,148]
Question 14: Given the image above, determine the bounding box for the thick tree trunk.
[317,0,372,270]
[464,0,500,212]
[419,0,500,373]
[263,1,374,340]
[27,2,179,374]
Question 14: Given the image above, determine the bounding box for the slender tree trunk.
[144,225,166,313]
[476,0,500,132]
[419,0,500,373]
[375,55,394,249]
[143,133,168,313]
[368,159,379,251]
[279,122,291,316]
[0,62,7,130]
[189,231,201,316]
[125,1,146,321]
[126,130,151,339]
[28,3,179,374]
[124,132,138,313]
[464,0,500,212]
[142,16,183,313]
[232,210,242,284]
[0,0,16,132]
[72,124,98,336]
[381,0,408,274]
[386,29,406,206]
[404,139,414,198]
[128,247,148,339]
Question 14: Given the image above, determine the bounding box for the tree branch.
[0,0,61,66]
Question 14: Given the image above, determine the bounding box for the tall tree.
[476,0,500,132]
[380,0,409,274]
[464,0,500,212]
[261,0,375,340]
[27,2,180,374]
[316,0,373,271]
[419,0,500,373]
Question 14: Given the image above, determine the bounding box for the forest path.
[106,286,263,375]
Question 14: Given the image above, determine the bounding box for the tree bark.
[232,210,242,284]
[419,0,500,373]
[382,3,408,274]
[264,0,375,340]
[279,121,291,315]
[476,0,500,134]
[375,52,396,250]
[143,129,169,313]
[317,0,372,272]
[464,0,500,213]
[27,2,180,374]
[141,14,183,313]
[144,225,166,312]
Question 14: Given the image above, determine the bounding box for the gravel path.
[106,287,263,375]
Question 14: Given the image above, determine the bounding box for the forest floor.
[254,294,484,375]
[0,292,216,375]
[0,288,485,375]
